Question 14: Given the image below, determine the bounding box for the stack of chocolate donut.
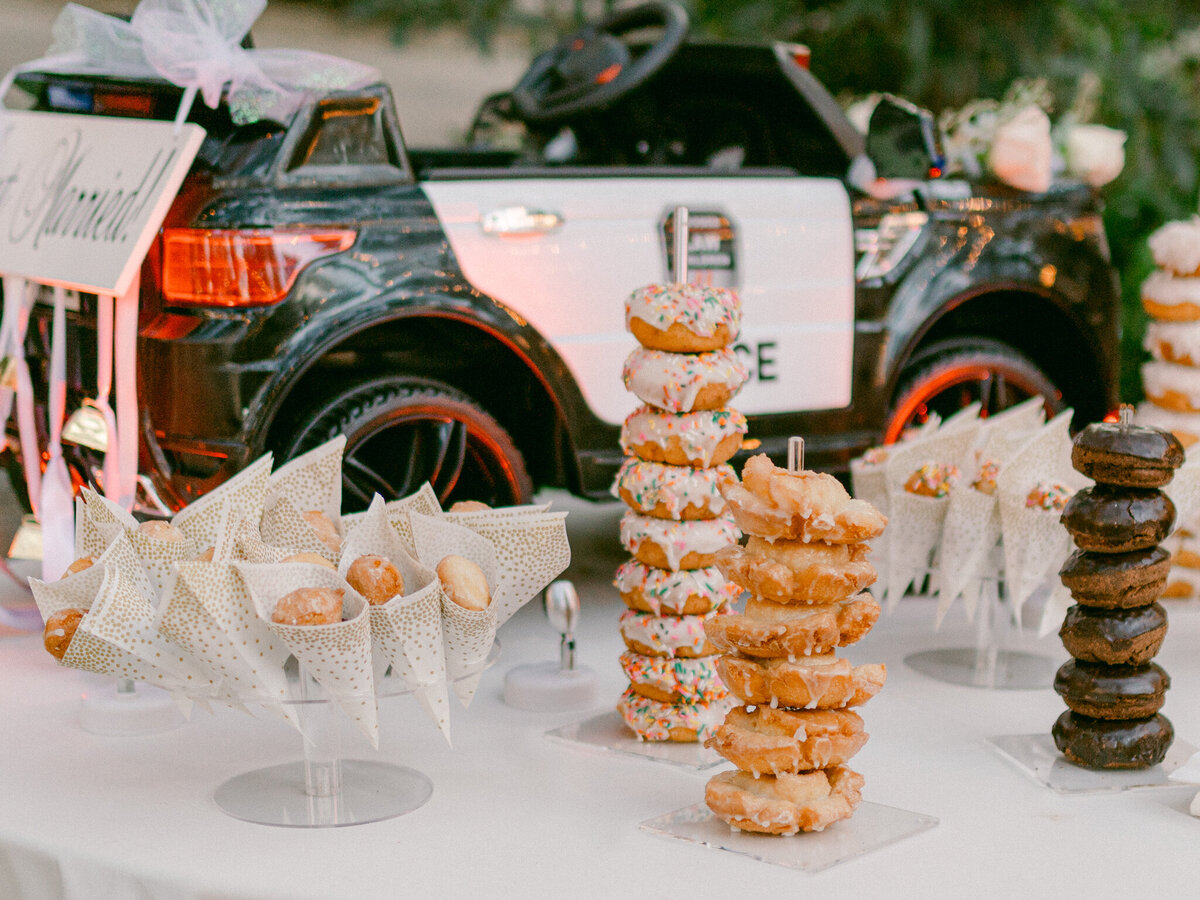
[1054,417,1184,769]
[701,453,888,834]
[613,282,749,742]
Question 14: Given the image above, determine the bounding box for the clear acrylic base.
[640,801,938,872]
[213,760,433,828]
[546,710,726,770]
[905,648,1058,690]
[988,732,1200,794]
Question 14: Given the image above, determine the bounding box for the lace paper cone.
[172,454,273,550]
[997,497,1073,624]
[161,562,297,723]
[1165,457,1200,535]
[885,492,951,608]
[339,496,450,743]
[936,487,1001,627]
[30,532,153,621]
[850,461,891,592]
[260,496,342,564]
[444,509,571,627]
[236,562,379,747]
[376,483,443,548]
[408,512,499,707]
[264,436,344,518]
[976,395,1046,445]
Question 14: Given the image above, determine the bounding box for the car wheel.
[884,338,1064,443]
[276,377,533,512]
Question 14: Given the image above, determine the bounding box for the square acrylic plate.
[640,801,938,873]
[988,733,1199,795]
[546,710,726,770]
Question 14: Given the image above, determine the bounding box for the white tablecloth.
[1,508,1198,899]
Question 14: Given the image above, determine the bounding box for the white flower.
[1064,123,1126,187]
[988,105,1053,192]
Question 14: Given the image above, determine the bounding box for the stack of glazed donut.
[614,282,750,742]
[702,453,888,834]
[1054,415,1183,769]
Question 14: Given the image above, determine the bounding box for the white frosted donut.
[1141,270,1200,321]
[622,346,749,413]
[620,510,741,570]
[625,283,742,351]
[620,405,747,468]
[1144,320,1200,367]
[1149,217,1200,277]
[1136,402,1200,448]
[612,458,731,520]
[619,651,728,703]
[613,559,741,615]
[617,685,734,742]
[1142,360,1200,413]
[619,608,727,657]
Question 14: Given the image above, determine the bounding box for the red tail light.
[162,228,356,307]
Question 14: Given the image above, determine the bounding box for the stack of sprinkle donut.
[1054,416,1183,769]
[1138,217,1200,597]
[613,282,748,743]
[702,453,888,834]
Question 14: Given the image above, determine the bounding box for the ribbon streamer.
[40,286,74,580]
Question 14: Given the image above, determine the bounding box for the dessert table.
[0,497,1197,900]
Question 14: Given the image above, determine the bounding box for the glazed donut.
[622,346,748,413]
[705,706,868,775]
[271,587,344,626]
[1052,710,1174,769]
[903,463,959,498]
[614,560,741,615]
[1149,217,1200,277]
[625,283,741,353]
[1136,402,1200,449]
[43,608,86,660]
[705,766,864,835]
[347,554,405,605]
[448,500,491,512]
[1058,546,1172,609]
[1143,360,1200,413]
[1144,320,1200,367]
[1141,270,1200,322]
[620,405,747,469]
[722,454,887,544]
[704,594,881,659]
[283,552,336,569]
[1071,419,1184,489]
[613,459,731,520]
[1053,659,1169,720]
[437,555,491,610]
[1060,485,1175,554]
[619,651,728,704]
[715,538,876,604]
[619,511,741,571]
[619,608,726,658]
[617,685,734,742]
[138,520,186,542]
[64,557,95,576]
[716,653,887,709]
[302,510,343,553]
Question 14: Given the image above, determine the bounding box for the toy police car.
[9,1,1120,512]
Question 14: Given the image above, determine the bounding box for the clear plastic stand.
[640,801,938,872]
[213,641,499,828]
[546,710,726,770]
[905,575,1057,689]
[79,677,186,735]
[987,732,1199,795]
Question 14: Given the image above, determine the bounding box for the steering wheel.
[510,1,689,124]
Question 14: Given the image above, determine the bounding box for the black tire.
[884,338,1064,443]
[276,376,533,512]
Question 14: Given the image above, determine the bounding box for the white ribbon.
[114,280,140,511]
[90,292,122,501]
[0,277,42,514]
[40,286,74,580]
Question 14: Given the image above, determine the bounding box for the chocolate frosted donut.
[1071,421,1184,488]
[1052,711,1174,769]
[1053,659,1169,719]
[1060,485,1175,553]
[1058,546,1171,609]
[1059,603,1168,666]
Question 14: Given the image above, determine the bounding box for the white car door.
[421,175,855,426]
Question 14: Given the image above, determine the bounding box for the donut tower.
[702,442,889,835]
[614,209,748,744]
[1054,408,1183,769]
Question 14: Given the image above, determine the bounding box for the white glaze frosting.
[619,510,741,570]
[1136,402,1200,443]
[611,458,731,518]
[619,608,724,655]
[617,685,735,741]
[1143,360,1200,408]
[1141,269,1200,307]
[625,282,742,338]
[612,559,741,614]
[1144,320,1200,365]
[620,405,748,468]
[619,651,728,701]
[1149,217,1200,275]
[622,346,749,413]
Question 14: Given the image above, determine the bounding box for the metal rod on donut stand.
[673,205,689,284]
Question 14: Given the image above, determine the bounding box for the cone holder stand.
[213,640,500,828]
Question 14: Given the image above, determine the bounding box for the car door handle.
[481,206,564,235]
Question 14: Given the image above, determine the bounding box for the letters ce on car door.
[421,175,855,426]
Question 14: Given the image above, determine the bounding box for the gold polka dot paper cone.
[232,518,291,564]
[128,527,198,598]
[260,496,341,564]
[372,482,443,550]
[74,496,110,559]
[30,531,155,622]
[236,561,380,748]
[171,454,273,550]
[79,487,138,534]
[264,435,344,522]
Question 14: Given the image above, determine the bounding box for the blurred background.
[5,0,1200,399]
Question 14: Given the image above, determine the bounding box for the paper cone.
[236,562,379,747]
[172,454,273,550]
[377,483,443,548]
[998,496,1073,624]
[260,496,342,563]
[128,527,198,598]
[80,486,138,533]
[232,518,291,564]
[74,496,111,559]
[885,492,951,608]
[1166,456,1200,535]
[264,435,344,518]
[977,395,1046,445]
[339,496,451,743]
[936,487,1001,627]
[1037,581,1074,639]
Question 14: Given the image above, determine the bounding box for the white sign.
[0,110,205,296]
